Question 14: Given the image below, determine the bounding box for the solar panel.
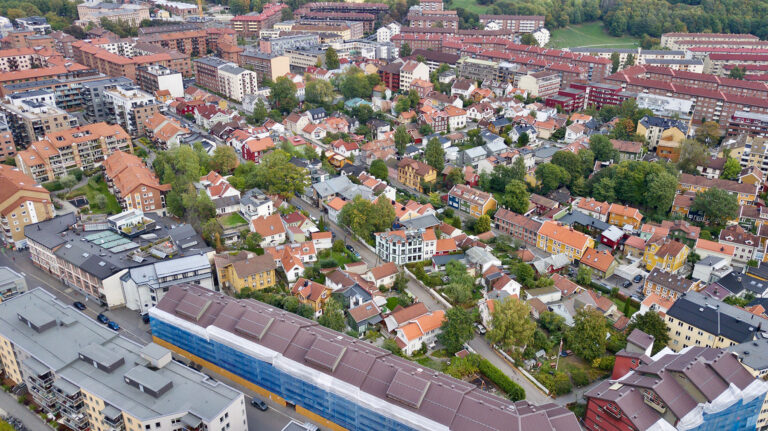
[304,336,346,372]
[386,368,430,409]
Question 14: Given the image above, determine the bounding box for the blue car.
[107,321,120,331]
[96,313,109,324]
[73,301,86,311]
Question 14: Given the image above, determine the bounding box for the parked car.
[346,245,360,258]
[630,294,643,302]
[474,323,486,335]
[633,274,643,283]
[73,301,86,311]
[141,314,150,324]
[96,313,109,324]
[622,280,632,288]
[107,321,120,331]
[250,398,268,411]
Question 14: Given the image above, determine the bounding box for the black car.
[250,398,268,411]
[141,314,150,324]
[622,280,632,288]
[345,244,355,252]
[633,274,643,283]
[73,301,86,311]
[96,313,109,324]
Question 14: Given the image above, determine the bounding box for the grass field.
[548,22,640,49]
[219,213,247,227]
[66,178,121,214]
[447,0,486,14]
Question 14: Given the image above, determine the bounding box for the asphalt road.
[0,390,50,431]
[0,248,319,431]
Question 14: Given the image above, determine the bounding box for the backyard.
[65,177,121,214]
[548,22,640,49]
[219,212,248,228]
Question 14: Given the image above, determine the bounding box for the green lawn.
[219,213,248,227]
[611,296,639,318]
[66,178,121,214]
[448,0,486,14]
[548,22,640,49]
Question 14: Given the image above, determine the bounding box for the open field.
[549,22,640,49]
[447,0,487,14]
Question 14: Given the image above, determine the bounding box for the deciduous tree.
[500,180,529,214]
[692,187,739,225]
[487,298,536,351]
[369,159,388,181]
[568,309,608,362]
[425,137,445,173]
[437,307,475,354]
[625,312,669,355]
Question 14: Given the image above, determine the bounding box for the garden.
[65,176,121,215]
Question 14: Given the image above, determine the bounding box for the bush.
[319,258,338,268]
[571,368,589,387]
[43,181,63,192]
[478,358,525,401]
[553,372,572,395]
[332,239,346,253]
[592,356,615,371]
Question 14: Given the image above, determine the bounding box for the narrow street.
[0,391,50,431]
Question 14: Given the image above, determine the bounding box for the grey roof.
[534,146,559,159]
[219,64,249,75]
[667,291,768,343]
[639,115,688,134]
[431,254,466,266]
[484,140,508,154]
[0,267,23,287]
[154,284,580,431]
[533,254,571,273]
[81,77,134,89]
[0,289,242,422]
[194,56,231,68]
[24,213,77,249]
[313,175,354,198]
[465,246,499,266]
[558,211,611,232]
[463,146,487,158]
[646,267,696,294]
[729,338,768,372]
[399,214,440,230]
[698,255,726,267]
[213,195,241,210]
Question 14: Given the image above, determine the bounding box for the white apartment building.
[376,22,401,43]
[375,229,437,265]
[104,85,159,136]
[399,60,430,92]
[217,64,258,103]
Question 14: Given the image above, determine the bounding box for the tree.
[644,171,678,215]
[475,215,491,233]
[60,174,77,195]
[338,67,375,99]
[610,52,620,73]
[394,126,411,154]
[514,262,535,287]
[210,146,238,174]
[520,33,538,46]
[500,180,529,214]
[229,0,249,15]
[721,157,741,180]
[93,194,107,210]
[382,338,403,356]
[425,137,445,173]
[419,124,434,135]
[538,311,565,333]
[352,104,374,124]
[589,135,620,162]
[487,298,536,351]
[535,163,570,194]
[576,266,592,286]
[230,149,309,196]
[244,232,263,251]
[626,312,669,355]
[692,187,739,225]
[318,299,346,331]
[592,177,616,202]
[270,76,298,113]
[339,195,396,239]
[369,159,388,181]
[249,98,268,124]
[517,132,529,146]
[305,79,335,107]
[568,309,608,362]
[677,139,707,173]
[443,281,473,304]
[625,53,635,66]
[438,307,475,354]
[202,219,224,249]
[729,66,746,80]
[399,42,412,58]
[695,121,722,145]
[325,47,340,69]
[281,7,293,20]
[444,167,465,188]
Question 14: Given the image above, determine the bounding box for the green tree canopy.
[425,137,445,173]
[500,180,530,214]
[437,307,475,354]
[487,298,536,351]
[568,309,608,362]
[625,312,670,355]
[270,76,298,113]
[369,159,388,181]
[325,46,340,69]
[692,187,739,225]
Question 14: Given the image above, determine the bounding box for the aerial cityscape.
[0,0,768,430]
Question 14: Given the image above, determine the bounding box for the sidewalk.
[0,391,50,431]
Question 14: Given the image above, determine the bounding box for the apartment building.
[72,39,193,81]
[150,284,579,431]
[104,85,160,137]
[457,57,499,83]
[80,77,134,122]
[0,165,53,249]
[240,50,290,81]
[643,267,700,301]
[408,13,459,31]
[76,2,150,26]
[0,99,78,146]
[718,224,760,264]
[678,172,758,205]
[217,64,258,103]
[398,60,429,92]
[636,116,688,150]
[214,251,277,292]
[585,338,768,431]
[517,71,560,98]
[16,122,132,183]
[138,29,207,58]
[478,14,544,32]
[493,209,541,245]
[136,64,183,99]
[660,32,762,50]
[0,47,45,72]
[643,238,689,273]
[536,221,595,261]
[15,17,51,35]
[231,3,288,36]
[0,288,246,431]
[607,203,643,229]
[447,184,497,217]
[284,48,325,72]
[728,111,768,138]
[375,228,437,264]
[0,128,14,162]
[397,157,436,193]
[666,291,768,352]
[103,151,170,214]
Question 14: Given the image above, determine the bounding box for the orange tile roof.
[640,293,675,314]
[579,248,615,272]
[577,198,610,215]
[104,150,170,196]
[252,213,285,238]
[0,165,49,205]
[435,238,458,253]
[370,262,398,280]
[695,238,735,256]
[398,310,446,342]
[245,137,274,153]
[537,221,591,250]
[608,203,643,221]
[291,278,330,302]
[326,197,348,211]
[312,231,332,240]
[422,228,437,242]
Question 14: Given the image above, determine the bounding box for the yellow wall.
[0,334,21,384]
[643,243,688,272]
[536,235,594,260]
[665,314,738,352]
[219,266,276,292]
[608,213,641,229]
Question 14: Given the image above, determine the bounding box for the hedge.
[478,358,525,401]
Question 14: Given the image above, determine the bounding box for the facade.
[231,3,288,36]
[375,229,437,265]
[0,288,246,431]
[0,165,53,249]
[579,248,617,279]
[397,157,436,193]
[678,172,758,205]
[643,267,699,301]
[103,150,170,213]
[291,278,332,317]
[478,15,544,32]
[76,2,150,26]
[81,77,134,123]
[447,184,497,217]
[536,221,595,261]
[493,209,541,245]
[643,239,689,273]
[136,65,184,99]
[103,85,160,137]
[607,203,643,229]
[719,224,759,264]
[395,310,445,355]
[0,100,78,146]
[240,50,291,81]
[217,64,258,102]
[150,284,580,431]
[214,251,277,292]
[16,122,132,183]
[517,71,560,98]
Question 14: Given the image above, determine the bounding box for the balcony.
[642,390,667,414]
